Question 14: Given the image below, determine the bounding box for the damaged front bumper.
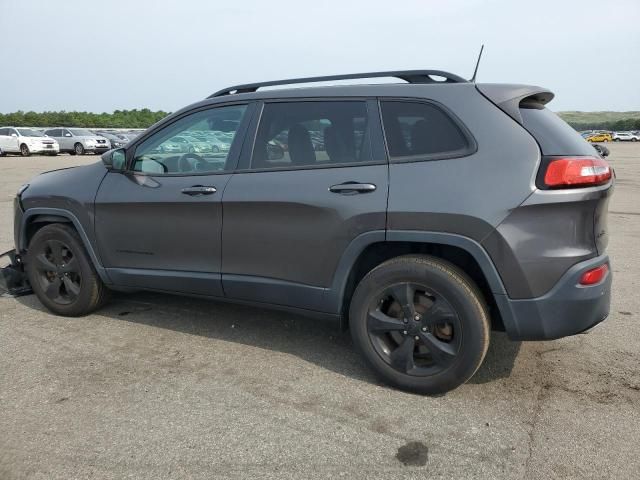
[0,250,32,297]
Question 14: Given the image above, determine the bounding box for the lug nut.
[414,315,421,321]
[421,327,427,332]
[414,336,420,340]
[403,318,408,323]
[403,331,408,335]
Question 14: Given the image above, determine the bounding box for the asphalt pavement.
[1,144,638,479]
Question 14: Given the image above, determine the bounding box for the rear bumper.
[496,255,611,340]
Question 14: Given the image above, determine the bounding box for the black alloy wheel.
[366,282,462,376]
[32,239,82,305]
[349,255,490,394]
[26,224,110,316]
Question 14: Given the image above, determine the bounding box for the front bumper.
[496,255,611,340]
[0,250,31,297]
[30,144,59,154]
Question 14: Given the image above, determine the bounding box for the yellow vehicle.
[586,132,612,143]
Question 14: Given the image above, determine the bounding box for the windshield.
[69,128,94,136]
[17,128,44,137]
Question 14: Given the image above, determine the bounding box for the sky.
[1,0,639,113]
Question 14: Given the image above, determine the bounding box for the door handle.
[181,185,217,196]
[328,182,377,194]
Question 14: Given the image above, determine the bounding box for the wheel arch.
[20,208,111,284]
[329,231,510,332]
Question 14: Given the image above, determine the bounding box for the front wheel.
[349,255,490,394]
[74,143,85,155]
[25,224,109,316]
[20,144,31,157]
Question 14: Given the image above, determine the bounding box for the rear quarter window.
[380,100,473,161]
[520,106,596,156]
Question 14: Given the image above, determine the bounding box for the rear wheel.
[26,224,109,316]
[74,143,85,155]
[20,144,31,157]
[349,255,490,394]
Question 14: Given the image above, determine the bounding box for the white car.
[612,131,639,142]
[0,127,59,156]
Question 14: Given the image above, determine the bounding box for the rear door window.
[380,101,472,160]
[251,101,372,170]
[520,106,595,156]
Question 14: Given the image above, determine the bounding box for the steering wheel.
[179,153,207,173]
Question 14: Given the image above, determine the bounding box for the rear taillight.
[579,263,608,286]
[542,156,611,188]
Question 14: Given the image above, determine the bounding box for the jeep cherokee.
[9,70,613,394]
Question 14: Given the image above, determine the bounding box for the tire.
[20,144,31,157]
[614,138,620,142]
[74,143,85,155]
[25,224,110,316]
[349,255,490,394]
[632,138,638,142]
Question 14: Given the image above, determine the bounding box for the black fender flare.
[19,207,111,285]
[326,230,513,330]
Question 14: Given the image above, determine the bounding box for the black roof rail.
[208,70,467,98]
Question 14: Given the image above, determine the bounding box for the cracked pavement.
[1,144,639,479]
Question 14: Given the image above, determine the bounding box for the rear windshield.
[520,106,595,156]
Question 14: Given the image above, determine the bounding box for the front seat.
[288,124,316,166]
[324,125,350,163]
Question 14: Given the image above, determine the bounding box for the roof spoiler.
[476,84,554,124]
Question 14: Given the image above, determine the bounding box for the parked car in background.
[43,128,110,155]
[94,131,129,149]
[188,131,231,153]
[178,135,212,154]
[121,131,144,141]
[585,132,612,143]
[0,127,59,156]
[592,143,610,158]
[612,131,639,142]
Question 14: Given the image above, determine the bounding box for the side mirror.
[11,133,17,138]
[65,133,72,137]
[102,148,126,171]
[266,142,285,161]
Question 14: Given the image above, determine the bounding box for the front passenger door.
[94,103,254,296]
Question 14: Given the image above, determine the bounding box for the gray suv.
[8,70,613,394]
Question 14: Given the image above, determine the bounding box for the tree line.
[0,109,170,129]
[1,109,639,132]
[564,119,640,132]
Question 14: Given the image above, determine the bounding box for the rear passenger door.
[221,99,388,312]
